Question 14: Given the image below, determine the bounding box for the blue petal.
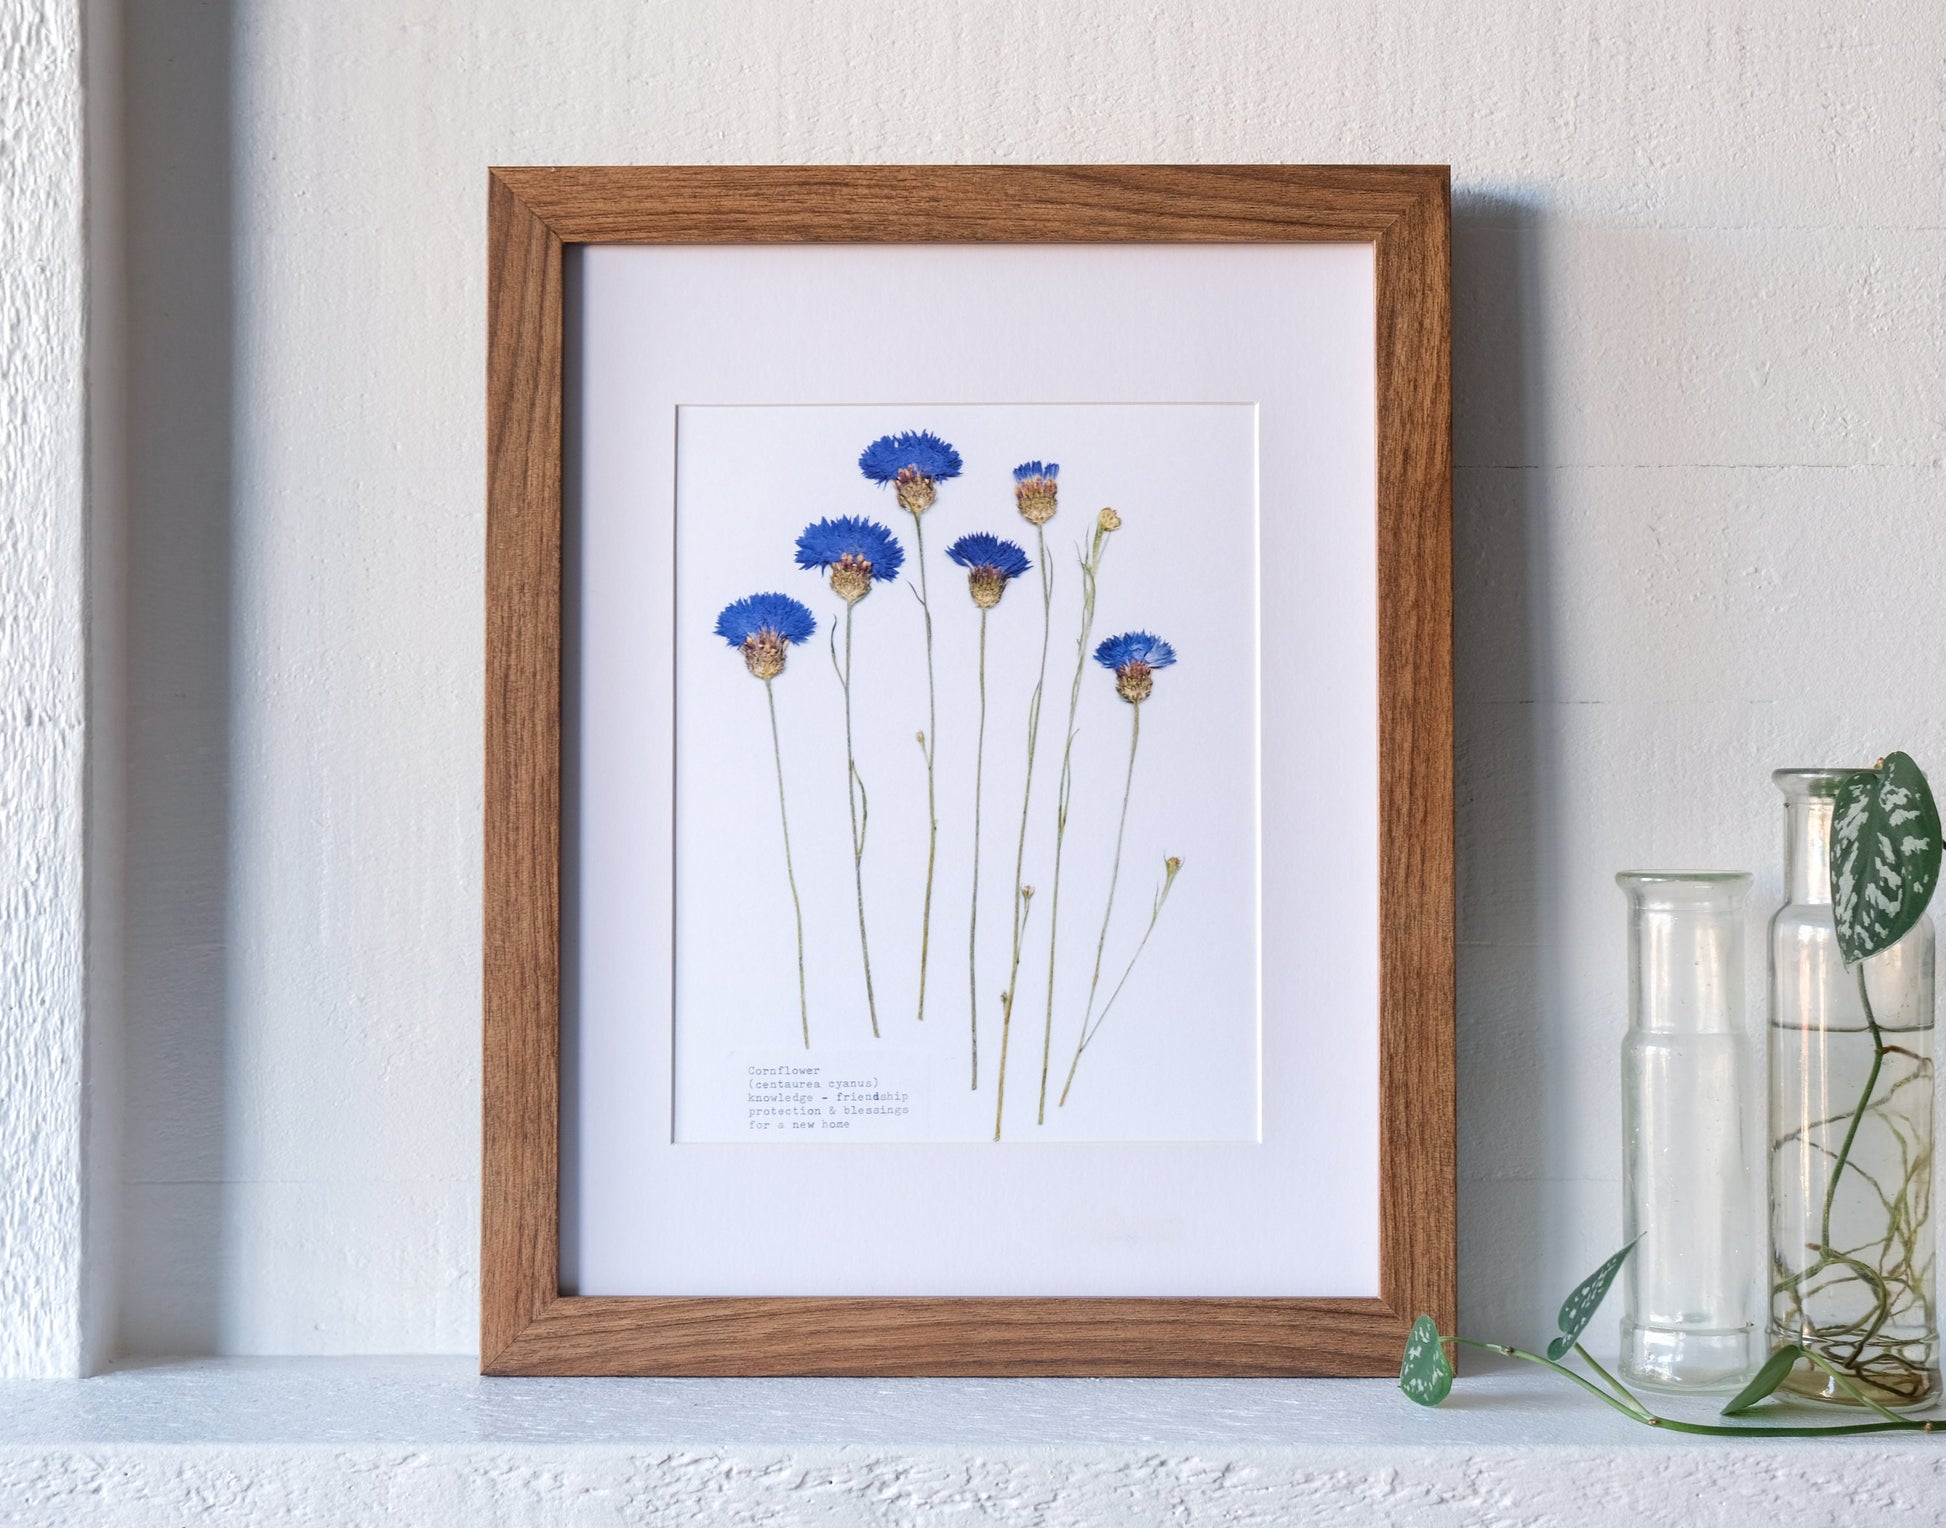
[858,430,964,484]
[945,532,1032,579]
[1093,630,1178,671]
[1012,460,1059,482]
[714,592,817,647]
[793,516,906,581]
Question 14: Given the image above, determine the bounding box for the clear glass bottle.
[1617,871,1761,1391]
[1769,768,1937,1407]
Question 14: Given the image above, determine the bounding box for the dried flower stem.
[1074,702,1142,1068]
[830,608,879,1037]
[1060,854,1181,1106]
[966,608,989,1088]
[1036,520,1112,1123]
[992,525,1052,1138]
[907,513,940,1024]
[763,677,810,1048]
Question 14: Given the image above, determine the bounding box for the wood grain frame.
[485,165,1453,1376]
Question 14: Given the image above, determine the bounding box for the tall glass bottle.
[1769,768,1937,1406]
[1617,871,1761,1390]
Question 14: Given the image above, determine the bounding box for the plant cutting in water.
[1407,751,1943,1430]
[1771,750,1941,1406]
[1400,1240,1943,1436]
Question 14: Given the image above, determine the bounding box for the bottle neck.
[1784,796,1834,905]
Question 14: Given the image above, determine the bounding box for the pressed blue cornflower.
[714,592,817,678]
[1094,631,1178,704]
[946,531,1033,608]
[1012,460,1060,526]
[795,516,905,603]
[859,431,964,515]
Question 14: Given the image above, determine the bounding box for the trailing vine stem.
[1440,1337,1936,1437]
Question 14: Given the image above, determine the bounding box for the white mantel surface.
[2,1357,1942,1525]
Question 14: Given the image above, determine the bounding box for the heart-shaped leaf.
[1832,752,1942,968]
[1398,1314,1453,1406]
[1546,1239,1640,1360]
[1720,1345,1806,1416]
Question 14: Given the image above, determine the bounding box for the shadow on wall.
[117,0,236,1356]
[1450,190,1565,1339]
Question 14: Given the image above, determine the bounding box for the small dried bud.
[895,466,937,515]
[1165,855,1183,875]
[1097,506,1122,532]
[829,554,874,603]
[1022,885,1036,899]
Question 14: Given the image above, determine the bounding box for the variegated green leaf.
[1831,752,1942,967]
[1720,1345,1806,1416]
[1398,1314,1453,1406]
[1546,1239,1639,1361]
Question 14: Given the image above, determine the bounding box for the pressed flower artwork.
[667,404,1261,1145]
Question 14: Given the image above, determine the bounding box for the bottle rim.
[1772,766,1873,798]
[1615,870,1754,886]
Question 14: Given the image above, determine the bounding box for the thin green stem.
[1077,702,1141,1053]
[993,525,1052,1140]
[835,606,878,1037]
[1570,1343,1654,1421]
[967,609,988,1089]
[1036,524,1108,1124]
[1444,1337,1936,1437]
[763,678,808,1049]
[910,512,937,1024]
[1821,965,1886,1251]
[1059,857,1180,1108]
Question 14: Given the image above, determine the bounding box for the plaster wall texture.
[0,0,89,1379]
[18,0,1946,1363]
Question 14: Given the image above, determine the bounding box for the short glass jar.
[1617,871,1762,1391]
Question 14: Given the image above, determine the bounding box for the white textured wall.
[0,0,89,1378]
[83,0,1946,1358]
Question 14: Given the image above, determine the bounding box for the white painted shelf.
[1,1356,1942,1524]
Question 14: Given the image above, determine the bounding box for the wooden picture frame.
[484,165,1453,1376]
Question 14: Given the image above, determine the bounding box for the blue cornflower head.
[795,515,905,604]
[859,430,963,514]
[1094,630,1178,704]
[715,592,816,679]
[946,531,1032,609]
[1013,460,1059,525]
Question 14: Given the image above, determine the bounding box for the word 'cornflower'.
[946,532,1033,609]
[713,592,818,1047]
[1014,461,1059,526]
[795,516,904,604]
